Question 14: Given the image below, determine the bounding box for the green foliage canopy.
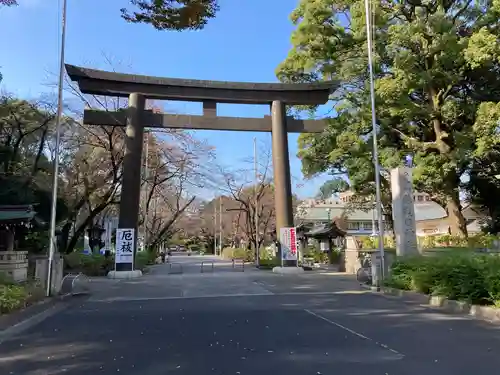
[317,177,350,200]
[121,0,219,30]
[277,0,500,236]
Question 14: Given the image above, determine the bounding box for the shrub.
[64,252,111,272]
[0,272,15,286]
[134,251,151,271]
[64,252,151,276]
[221,247,254,262]
[417,233,500,250]
[0,284,27,313]
[328,248,342,264]
[259,257,280,269]
[385,253,500,305]
[303,247,329,264]
[358,236,395,250]
[188,244,200,252]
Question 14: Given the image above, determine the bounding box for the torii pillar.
[113,93,145,276]
[271,101,296,266]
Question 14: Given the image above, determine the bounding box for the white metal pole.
[213,200,217,255]
[219,196,222,254]
[254,137,260,266]
[371,198,376,237]
[46,0,68,297]
[143,132,149,251]
[364,0,385,280]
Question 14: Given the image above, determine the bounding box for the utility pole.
[46,0,68,297]
[254,137,260,266]
[364,0,385,279]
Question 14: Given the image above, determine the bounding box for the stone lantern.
[87,224,105,253]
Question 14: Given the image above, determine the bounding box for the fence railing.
[168,263,183,274]
[232,258,245,272]
[200,261,214,273]
[61,272,90,295]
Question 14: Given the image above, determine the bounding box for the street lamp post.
[254,137,260,266]
[46,0,68,297]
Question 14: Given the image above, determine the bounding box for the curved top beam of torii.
[65,64,337,105]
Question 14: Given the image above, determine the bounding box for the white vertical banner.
[279,227,298,261]
[115,228,135,265]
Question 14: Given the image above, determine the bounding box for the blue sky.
[0,0,331,198]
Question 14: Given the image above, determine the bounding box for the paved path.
[2,254,500,374]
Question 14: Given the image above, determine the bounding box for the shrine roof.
[0,205,37,223]
[299,222,346,238]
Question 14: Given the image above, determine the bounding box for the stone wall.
[0,251,28,282]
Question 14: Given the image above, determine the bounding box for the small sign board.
[279,227,298,261]
[115,228,135,266]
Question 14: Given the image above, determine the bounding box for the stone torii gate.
[65,64,336,277]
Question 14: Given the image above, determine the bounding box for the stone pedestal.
[343,236,362,274]
[390,167,418,256]
[272,266,304,274]
[370,252,394,286]
[107,270,142,279]
[0,251,28,282]
[35,255,64,294]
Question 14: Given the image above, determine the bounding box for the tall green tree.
[317,177,350,200]
[467,101,500,233]
[0,1,218,30]
[277,0,500,237]
[121,0,219,30]
[0,0,17,6]
[0,96,69,223]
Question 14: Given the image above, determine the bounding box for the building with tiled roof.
[295,191,485,236]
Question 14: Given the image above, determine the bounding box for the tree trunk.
[65,199,114,253]
[149,196,195,249]
[445,195,468,237]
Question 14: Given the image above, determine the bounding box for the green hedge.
[358,233,500,250]
[418,233,500,249]
[258,257,280,269]
[64,252,153,276]
[221,247,254,262]
[385,254,500,306]
[221,247,280,264]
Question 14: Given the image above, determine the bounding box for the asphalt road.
[2,254,500,374]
